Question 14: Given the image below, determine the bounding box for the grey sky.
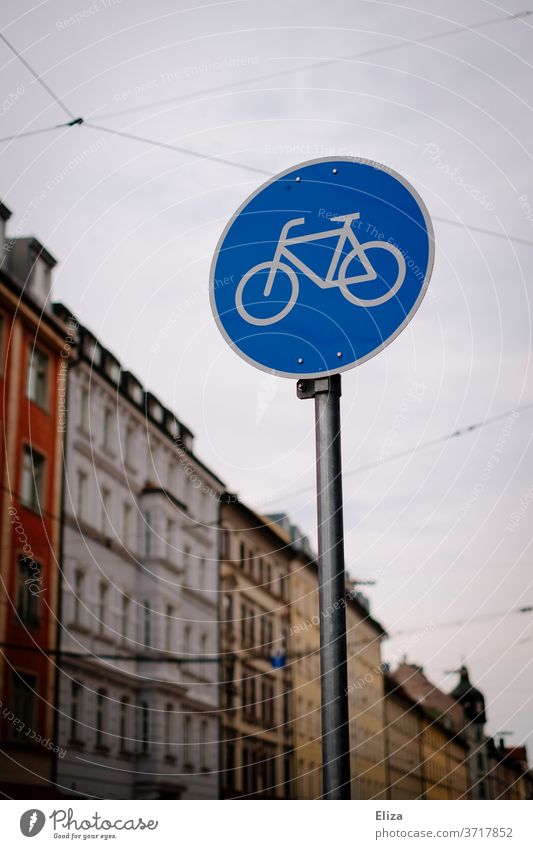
[1,0,532,751]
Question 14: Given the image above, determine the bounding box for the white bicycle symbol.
[235,213,406,326]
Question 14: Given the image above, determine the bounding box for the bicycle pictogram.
[235,212,407,326]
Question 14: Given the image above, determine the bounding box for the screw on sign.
[210,158,434,799]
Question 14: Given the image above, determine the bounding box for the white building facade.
[54,307,222,799]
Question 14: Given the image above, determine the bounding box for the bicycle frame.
[265,213,373,295]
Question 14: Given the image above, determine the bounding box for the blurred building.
[346,588,388,799]
[449,665,532,800]
[449,665,491,798]
[488,740,533,800]
[388,662,469,799]
[0,206,72,796]
[285,528,322,799]
[420,704,469,799]
[273,510,389,800]
[219,497,293,798]
[53,307,223,799]
[383,674,424,798]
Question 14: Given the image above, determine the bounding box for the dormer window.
[181,429,193,451]
[150,402,163,423]
[107,360,120,383]
[167,417,179,439]
[131,384,143,404]
[85,340,102,366]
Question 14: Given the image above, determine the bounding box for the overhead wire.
[0,31,78,121]
[94,9,533,122]
[262,401,533,506]
[2,12,533,249]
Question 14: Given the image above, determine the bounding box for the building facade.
[346,590,388,799]
[420,710,469,799]
[286,543,322,799]
[219,497,293,798]
[0,207,71,796]
[54,309,223,799]
[383,674,424,799]
[384,673,469,799]
[488,742,533,800]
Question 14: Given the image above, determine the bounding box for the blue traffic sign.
[210,157,434,378]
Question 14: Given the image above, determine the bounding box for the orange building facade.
[0,203,72,796]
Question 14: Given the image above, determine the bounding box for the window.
[220,528,230,559]
[102,407,113,450]
[107,359,120,383]
[79,385,89,430]
[200,632,207,665]
[144,512,151,557]
[123,502,132,546]
[225,740,235,791]
[164,703,173,758]
[283,689,290,725]
[16,556,41,626]
[165,605,173,651]
[21,445,45,511]
[73,569,84,625]
[224,593,233,622]
[261,680,274,726]
[10,672,36,739]
[184,715,192,766]
[167,459,175,491]
[200,720,208,770]
[70,681,82,741]
[165,518,174,557]
[119,594,130,642]
[119,697,129,752]
[143,601,152,648]
[27,346,48,408]
[242,743,249,792]
[124,424,134,465]
[100,487,111,534]
[76,469,87,519]
[199,558,205,589]
[141,702,150,753]
[239,542,245,569]
[183,624,191,655]
[98,582,108,634]
[95,689,107,748]
[240,603,247,645]
[249,608,255,647]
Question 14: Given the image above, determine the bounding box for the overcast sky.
[1,0,532,752]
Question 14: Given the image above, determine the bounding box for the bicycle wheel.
[235,261,299,326]
[338,241,406,306]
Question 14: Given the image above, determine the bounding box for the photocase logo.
[20,809,46,837]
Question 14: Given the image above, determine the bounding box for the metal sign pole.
[297,374,351,800]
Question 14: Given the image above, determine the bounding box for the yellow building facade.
[345,594,388,799]
[219,496,294,799]
[383,674,469,799]
[383,675,424,799]
[289,553,322,799]
[421,714,469,799]
[289,545,388,800]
